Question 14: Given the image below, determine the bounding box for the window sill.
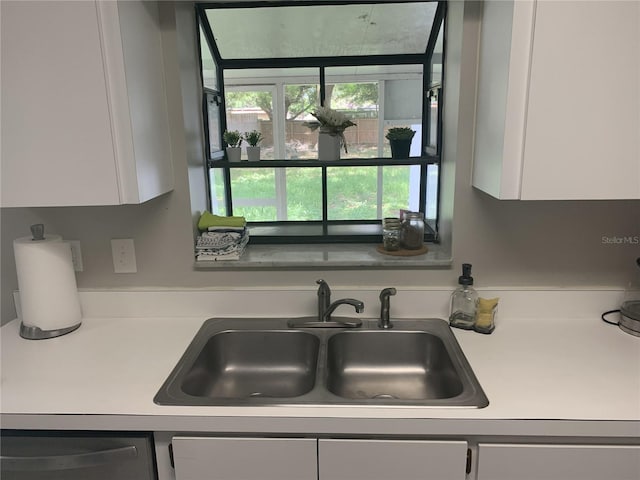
[193,243,452,270]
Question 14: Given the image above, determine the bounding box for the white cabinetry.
[476,443,640,480]
[318,439,468,480]
[1,1,174,207]
[172,437,317,480]
[472,0,640,200]
[171,437,468,480]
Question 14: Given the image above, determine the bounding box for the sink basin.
[154,317,488,408]
[326,331,463,400]
[181,330,319,399]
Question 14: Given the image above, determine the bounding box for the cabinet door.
[477,443,640,480]
[0,0,174,207]
[521,1,640,200]
[473,1,640,200]
[171,437,317,480]
[318,439,468,480]
[1,1,121,207]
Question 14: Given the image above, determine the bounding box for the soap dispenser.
[449,263,478,330]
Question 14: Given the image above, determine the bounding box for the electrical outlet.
[111,238,137,273]
[69,240,83,272]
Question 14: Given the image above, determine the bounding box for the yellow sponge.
[475,297,499,329]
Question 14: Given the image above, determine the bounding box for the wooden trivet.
[376,245,429,256]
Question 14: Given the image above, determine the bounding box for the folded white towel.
[195,230,249,261]
[196,231,243,250]
[196,251,241,261]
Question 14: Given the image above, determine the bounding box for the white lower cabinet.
[318,439,468,480]
[171,437,468,480]
[171,437,317,480]
[476,443,640,480]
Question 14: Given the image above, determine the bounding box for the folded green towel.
[198,211,246,231]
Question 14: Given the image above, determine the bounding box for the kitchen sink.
[326,331,463,400]
[181,330,319,399]
[154,317,488,407]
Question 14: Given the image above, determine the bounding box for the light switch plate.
[111,238,137,273]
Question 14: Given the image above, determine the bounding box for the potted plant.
[304,106,356,160]
[243,130,263,161]
[223,130,242,162]
[385,127,416,159]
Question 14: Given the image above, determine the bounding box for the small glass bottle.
[449,263,478,330]
[382,218,401,251]
[400,211,425,250]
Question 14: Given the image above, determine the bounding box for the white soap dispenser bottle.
[449,263,478,330]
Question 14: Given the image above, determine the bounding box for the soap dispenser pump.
[449,263,478,330]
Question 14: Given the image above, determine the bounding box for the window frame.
[196,0,446,244]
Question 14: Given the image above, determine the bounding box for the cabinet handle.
[1,445,138,471]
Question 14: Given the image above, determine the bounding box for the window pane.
[426,163,439,224]
[229,168,277,221]
[381,165,411,218]
[206,3,437,59]
[326,166,379,220]
[285,84,319,160]
[205,92,222,157]
[199,24,217,90]
[324,79,379,159]
[224,88,275,160]
[430,19,443,87]
[209,168,227,216]
[286,168,322,221]
[427,88,439,153]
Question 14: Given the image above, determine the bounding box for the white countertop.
[2,306,639,437]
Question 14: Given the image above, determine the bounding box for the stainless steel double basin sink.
[154,318,488,408]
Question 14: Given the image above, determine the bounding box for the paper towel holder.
[20,322,81,340]
[16,224,82,340]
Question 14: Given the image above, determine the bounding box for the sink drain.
[372,394,397,400]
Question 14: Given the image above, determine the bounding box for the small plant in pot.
[223,130,242,162]
[243,130,263,161]
[385,127,416,159]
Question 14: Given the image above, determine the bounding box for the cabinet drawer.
[172,436,317,480]
[318,439,468,480]
[477,443,640,480]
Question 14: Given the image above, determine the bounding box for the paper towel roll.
[13,234,82,331]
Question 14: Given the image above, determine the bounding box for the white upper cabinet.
[472,0,640,200]
[1,1,174,207]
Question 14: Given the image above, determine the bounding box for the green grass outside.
[212,166,412,221]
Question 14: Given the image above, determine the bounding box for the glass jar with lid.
[382,217,401,251]
[400,211,425,250]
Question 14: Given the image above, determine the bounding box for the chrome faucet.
[287,280,364,328]
[317,279,364,322]
[322,298,365,322]
[378,287,397,329]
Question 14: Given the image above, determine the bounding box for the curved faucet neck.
[322,298,365,322]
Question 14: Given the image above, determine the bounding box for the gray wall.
[2,1,638,324]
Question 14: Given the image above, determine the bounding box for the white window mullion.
[376,80,386,218]
[273,82,288,221]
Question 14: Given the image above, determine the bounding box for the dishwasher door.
[0,432,156,480]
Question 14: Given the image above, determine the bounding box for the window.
[197,1,446,243]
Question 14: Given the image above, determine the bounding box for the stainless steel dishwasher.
[0,431,156,480]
